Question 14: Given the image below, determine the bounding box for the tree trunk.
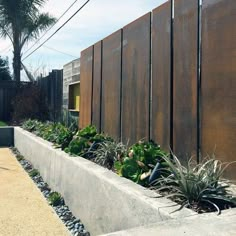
[12,26,21,84]
[13,45,21,83]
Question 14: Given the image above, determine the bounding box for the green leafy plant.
[48,192,62,206]
[16,155,24,161]
[33,121,52,137]
[152,154,236,214]
[77,125,97,139]
[65,125,112,157]
[92,140,128,169]
[54,124,75,150]
[115,140,167,186]
[0,121,8,126]
[65,136,90,156]
[22,119,41,132]
[22,119,77,150]
[41,123,75,150]
[29,169,39,177]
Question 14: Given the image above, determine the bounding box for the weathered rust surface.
[151,2,171,151]
[79,46,93,128]
[92,41,102,132]
[201,0,236,179]
[101,30,122,140]
[173,0,198,163]
[121,13,151,144]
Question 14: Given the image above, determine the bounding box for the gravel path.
[11,148,90,236]
[0,148,70,236]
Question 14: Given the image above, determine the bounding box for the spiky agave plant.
[92,140,128,170]
[22,119,41,132]
[152,154,236,214]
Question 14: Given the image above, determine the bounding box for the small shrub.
[152,154,236,214]
[48,192,62,206]
[29,169,40,177]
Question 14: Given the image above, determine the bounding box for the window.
[68,82,80,111]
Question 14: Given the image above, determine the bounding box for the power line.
[43,45,78,58]
[22,0,90,61]
[23,0,80,55]
[1,0,80,56]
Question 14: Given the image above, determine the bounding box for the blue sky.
[0,0,167,78]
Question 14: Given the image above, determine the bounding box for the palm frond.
[20,12,56,47]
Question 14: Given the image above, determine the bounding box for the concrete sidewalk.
[0,148,70,236]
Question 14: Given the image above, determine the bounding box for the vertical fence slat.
[78,0,236,180]
[101,30,122,140]
[79,46,93,128]
[92,41,102,132]
[0,89,3,120]
[36,70,62,122]
[0,81,18,121]
[173,0,198,163]
[151,2,171,150]
[201,0,236,179]
[121,13,151,144]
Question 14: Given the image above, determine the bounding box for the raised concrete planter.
[99,209,236,236]
[14,127,195,235]
[0,127,14,147]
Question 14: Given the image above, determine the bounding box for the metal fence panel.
[92,41,102,132]
[101,30,122,140]
[173,0,199,163]
[79,46,93,128]
[121,13,151,144]
[151,2,171,150]
[201,0,236,178]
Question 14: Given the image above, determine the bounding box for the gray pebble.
[13,148,90,235]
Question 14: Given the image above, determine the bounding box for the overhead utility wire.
[43,45,78,58]
[23,0,80,55]
[1,0,80,55]
[22,0,90,61]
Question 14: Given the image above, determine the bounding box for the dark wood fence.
[37,69,63,122]
[79,0,236,178]
[0,81,29,121]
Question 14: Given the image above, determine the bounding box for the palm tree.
[0,0,56,82]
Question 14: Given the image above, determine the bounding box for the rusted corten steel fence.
[79,0,236,179]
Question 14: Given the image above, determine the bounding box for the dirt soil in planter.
[154,187,236,214]
[0,148,70,236]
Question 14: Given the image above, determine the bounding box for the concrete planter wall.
[14,127,196,235]
[100,210,236,236]
[13,127,236,236]
[0,127,14,147]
